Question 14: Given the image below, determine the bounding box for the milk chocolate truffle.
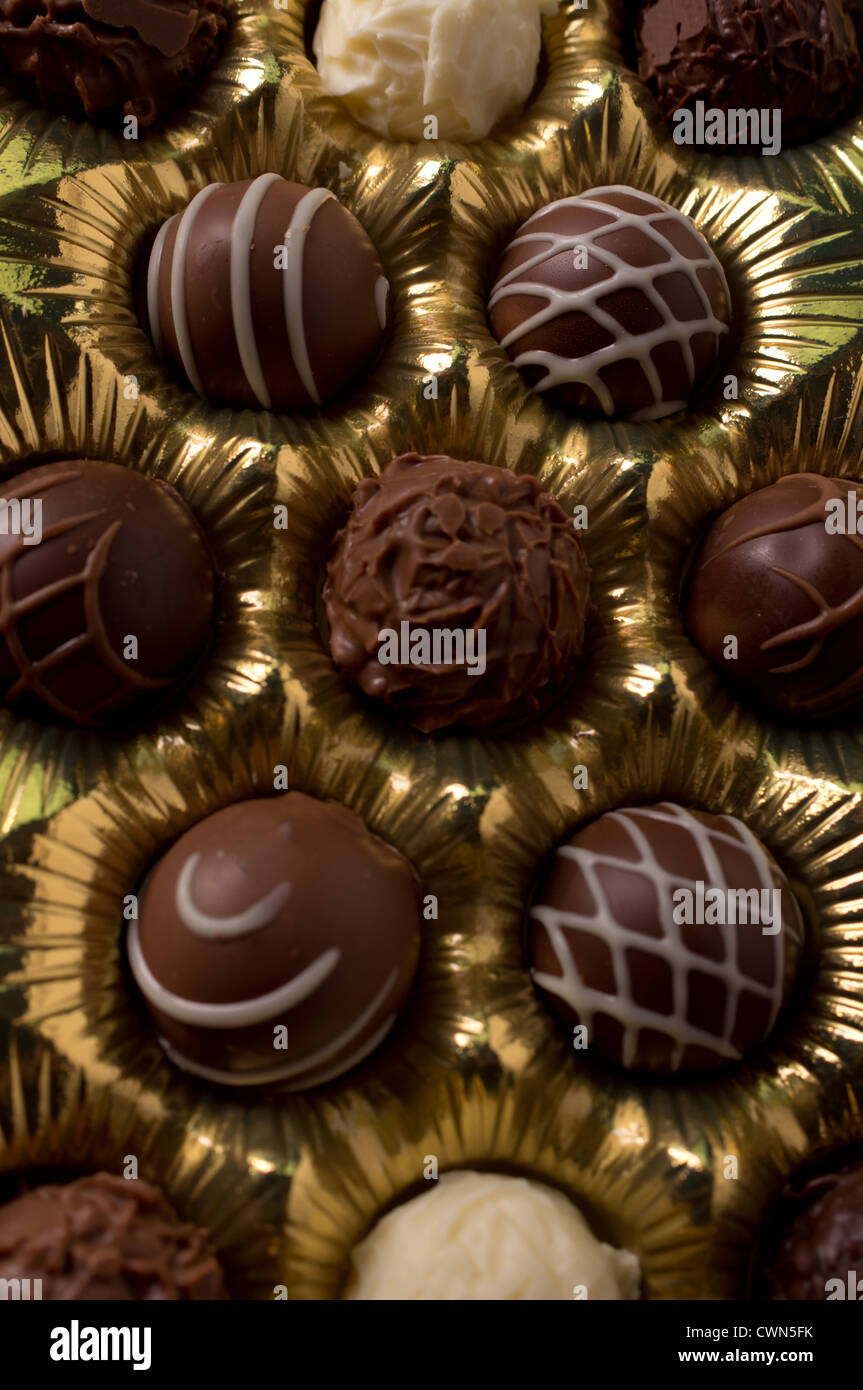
[755,1160,863,1300]
[345,1171,641,1301]
[323,452,592,732]
[129,792,422,1088]
[0,1,228,128]
[0,1173,226,1299]
[685,474,863,719]
[488,187,731,420]
[146,174,389,412]
[636,0,863,148]
[528,802,805,1073]
[0,460,215,726]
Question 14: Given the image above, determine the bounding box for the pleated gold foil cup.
[0,0,863,1299]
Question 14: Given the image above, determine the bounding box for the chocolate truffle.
[0,1173,226,1299]
[0,459,215,726]
[0,1,228,128]
[345,1171,641,1300]
[488,187,731,421]
[756,1160,863,1300]
[685,474,863,719]
[313,0,556,142]
[146,175,389,412]
[323,452,592,732]
[636,0,863,148]
[528,802,805,1073]
[129,792,422,1088]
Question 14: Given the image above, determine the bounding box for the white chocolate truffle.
[344,1170,641,1300]
[313,0,557,143]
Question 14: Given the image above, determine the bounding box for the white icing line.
[147,214,175,360]
[374,274,389,331]
[127,921,340,1028]
[489,186,730,418]
[170,183,223,399]
[281,1009,397,1091]
[175,852,291,939]
[281,186,335,407]
[155,1038,305,1087]
[718,811,788,1035]
[154,970,400,1087]
[230,173,281,409]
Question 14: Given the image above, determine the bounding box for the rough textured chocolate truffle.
[0,1173,227,1299]
[636,0,863,148]
[323,452,592,732]
[146,174,389,412]
[0,1,228,128]
[685,474,863,719]
[488,187,731,420]
[129,792,422,1088]
[756,1160,863,1300]
[528,802,805,1073]
[0,460,216,726]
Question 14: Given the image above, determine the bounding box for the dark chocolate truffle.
[0,459,216,726]
[636,0,863,148]
[528,802,805,1073]
[146,175,389,412]
[488,187,731,420]
[0,1,228,128]
[0,1172,227,1299]
[323,452,592,732]
[685,473,863,719]
[129,792,422,1088]
[755,1159,863,1300]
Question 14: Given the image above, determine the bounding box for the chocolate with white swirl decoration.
[146,174,389,412]
[128,793,422,1088]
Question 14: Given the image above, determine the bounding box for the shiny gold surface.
[0,1,862,1300]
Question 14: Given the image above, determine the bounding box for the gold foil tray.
[0,0,862,1299]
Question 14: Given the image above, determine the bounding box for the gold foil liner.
[1,0,863,1299]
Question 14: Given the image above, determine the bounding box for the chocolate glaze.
[0,459,216,727]
[685,473,863,719]
[130,792,422,1089]
[0,0,227,127]
[755,1160,863,1299]
[488,187,731,420]
[528,802,805,1073]
[0,1172,227,1299]
[323,452,592,732]
[636,0,863,146]
[147,175,388,412]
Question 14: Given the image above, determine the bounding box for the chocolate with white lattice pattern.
[488,187,731,420]
[527,803,805,1073]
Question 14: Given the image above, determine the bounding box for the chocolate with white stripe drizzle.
[146,174,389,412]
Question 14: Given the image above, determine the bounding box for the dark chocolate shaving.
[83,0,197,58]
[0,0,228,127]
[636,0,863,147]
